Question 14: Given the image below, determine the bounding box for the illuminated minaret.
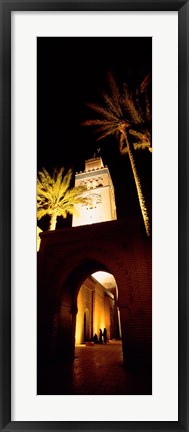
[72,157,117,227]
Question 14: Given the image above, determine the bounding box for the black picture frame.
[0,1,188,431]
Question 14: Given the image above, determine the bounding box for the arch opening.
[38,246,152,395]
[75,271,121,346]
[52,258,125,366]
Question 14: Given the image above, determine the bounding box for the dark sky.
[37,37,152,229]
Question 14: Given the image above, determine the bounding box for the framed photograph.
[0,1,188,431]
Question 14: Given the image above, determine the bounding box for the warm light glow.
[75,276,115,345]
[37,226,42,251]
[75,306,84,344]
[92,271,117,293]
[117,308,122,338]
[85,157,103,171]
[72,160,117,227]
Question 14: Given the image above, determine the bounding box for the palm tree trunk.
[120,130,150,237]
[49,214,57,231]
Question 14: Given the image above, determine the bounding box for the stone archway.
[50,259,117,362]
[37,218,152,369]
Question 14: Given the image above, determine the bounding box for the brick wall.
[38,217,152,367]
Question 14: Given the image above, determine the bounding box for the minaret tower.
[72,157,117,227]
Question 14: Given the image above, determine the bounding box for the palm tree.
[127,73,152,153]
[82,72,152,236]
[37,167,86,231]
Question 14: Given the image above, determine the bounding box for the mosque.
[38,156,152,369]
[72,157,120,344]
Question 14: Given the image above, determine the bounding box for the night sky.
[37,37,152,230]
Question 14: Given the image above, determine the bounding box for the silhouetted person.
[103,327,107,343]
[99,328,103,344]
[93,333,98,343]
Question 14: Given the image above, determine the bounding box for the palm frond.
[102,93,122,118]
[37,167,85,229]
[140,73,151,93]
[37,208,49,220]
[124,97,142,124]
[86,102,117,122]
[107,72,122,116]
[144,94,151,121]
[82,71,151,156]
[129,129,151,147]
[96,126,119,141]
[133,142,150,150]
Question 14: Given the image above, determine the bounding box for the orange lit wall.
[75,281,93,344]
[75,276,115,345]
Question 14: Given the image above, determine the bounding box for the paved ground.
[38,340,152,395]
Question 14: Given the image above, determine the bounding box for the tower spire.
[72,158,117,227]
